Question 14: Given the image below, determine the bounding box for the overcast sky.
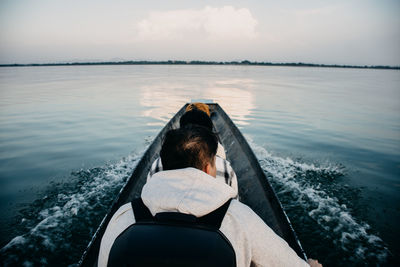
[0,0,399,65]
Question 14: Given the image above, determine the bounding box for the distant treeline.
[0,60,399,69]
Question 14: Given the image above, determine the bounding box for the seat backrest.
[107,198,236,267]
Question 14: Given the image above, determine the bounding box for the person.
[147,109,238,198]
[98,125,322,267]
[186,102,211,116]
[184,102,226,159]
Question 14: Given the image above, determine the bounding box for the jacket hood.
[141,167,237,217]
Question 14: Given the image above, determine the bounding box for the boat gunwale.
[79,103,307,266]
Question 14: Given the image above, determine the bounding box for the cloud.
[135,6,258,42]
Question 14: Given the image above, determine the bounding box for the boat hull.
[79,104,306,266]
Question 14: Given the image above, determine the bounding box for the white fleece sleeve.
[221,201,308,267]
[97,203,136,267]
[246,207,308,267]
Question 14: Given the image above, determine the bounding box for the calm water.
[0,65,399,266]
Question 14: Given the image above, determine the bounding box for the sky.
[0,0,399,65]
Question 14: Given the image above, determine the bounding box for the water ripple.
[0,153,141,266]
[248,137,389,265]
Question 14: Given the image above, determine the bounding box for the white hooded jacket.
[98,168,308,267]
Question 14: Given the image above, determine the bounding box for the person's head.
[160,125,218,177]
[180,109,213,131]
[185,103,210,117]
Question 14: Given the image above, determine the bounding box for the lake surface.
[0,65,399,266]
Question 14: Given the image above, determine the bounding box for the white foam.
[246,136,388,262]
[1,152,141,264]
[1,236,27,251]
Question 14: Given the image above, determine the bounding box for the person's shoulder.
[98,203,136,267]
[116,202,133,213]
[215,156,233,169]
[147,157,163,180]
[215,156,224,165]
[216,142,226,159]
[108,203,135,225]
[226,199,257,219]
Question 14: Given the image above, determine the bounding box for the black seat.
[108,198,236,267]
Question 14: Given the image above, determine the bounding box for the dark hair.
[180,109,213,131]
[160,125,218,171]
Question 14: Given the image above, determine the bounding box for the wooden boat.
[79,103,307,266]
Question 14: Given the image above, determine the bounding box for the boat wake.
[248,138,389,265]
[0,153,141,266]
[0,134,391,266]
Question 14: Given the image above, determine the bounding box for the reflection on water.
[140,78,255,126]
[140,83,191,125]
[206,80,255,126]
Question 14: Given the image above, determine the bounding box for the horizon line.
[0,60,399,70]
